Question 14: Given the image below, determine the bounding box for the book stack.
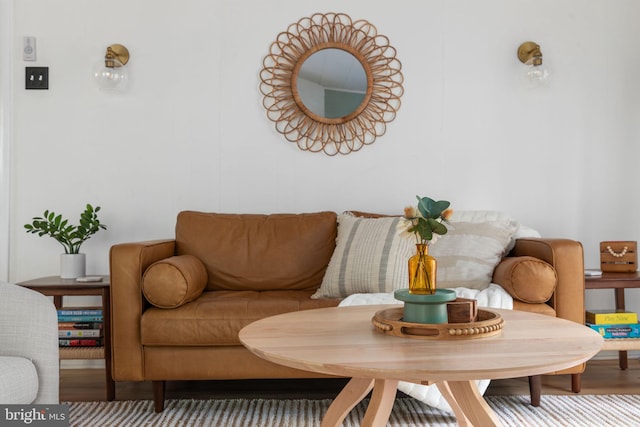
[57,307,104,347]
[586,309,640,339]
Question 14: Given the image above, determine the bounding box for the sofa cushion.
[140,290,341,346]
[313,210,520,298]
[513,299,556,316]
[492,256,558,303]
[142,255,208,308]
[0,356,38,404]
[312,213,414,298]
[429,210,520,290]
[175,211,337,292]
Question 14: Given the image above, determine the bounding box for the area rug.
[68,395,640,427]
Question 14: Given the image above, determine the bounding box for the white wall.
[5,1,640,317]
[0,0,12,282]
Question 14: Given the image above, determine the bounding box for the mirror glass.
[296,49,367,119]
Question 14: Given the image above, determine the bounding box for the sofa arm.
[109,239,176,381]
[0,283,59,404]
[506,238,585,325]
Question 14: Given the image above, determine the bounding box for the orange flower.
[442,208,453,221]
[403,206,417,219]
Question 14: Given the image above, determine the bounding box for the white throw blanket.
[338,283,513,412]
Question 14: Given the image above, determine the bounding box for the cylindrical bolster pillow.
[492,256,558,303]
[142,255,207,308]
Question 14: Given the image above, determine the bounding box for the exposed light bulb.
[521,60,551,88]
[93,58,128,91]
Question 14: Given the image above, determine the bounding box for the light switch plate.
[25,67,48,90]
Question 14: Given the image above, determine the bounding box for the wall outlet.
[25,67,48,90]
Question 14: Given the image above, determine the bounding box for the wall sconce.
[517,41,550,87]
[93,44,130,91]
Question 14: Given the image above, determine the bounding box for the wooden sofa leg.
[153,381,166,412]
[571,373,581,393]
[528,375,541,407]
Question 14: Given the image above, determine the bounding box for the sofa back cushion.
[175,211,337,291]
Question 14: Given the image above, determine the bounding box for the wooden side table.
[584,271,640,370]
[17,276,115,401]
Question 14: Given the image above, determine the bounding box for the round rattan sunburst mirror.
[259,12,404,156]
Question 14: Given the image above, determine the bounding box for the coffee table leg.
[321,377,374,427]
[437,380,502,427]
[361,379,399,427]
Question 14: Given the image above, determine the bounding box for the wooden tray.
[372,307,504,340]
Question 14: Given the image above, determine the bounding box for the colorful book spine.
[58,329,102,338]
[587,323,640,339]
[585,310,638,325]
[59,338,103,347]
[57,315,103,322]
[58,322,103,330]
[57,308,102,316]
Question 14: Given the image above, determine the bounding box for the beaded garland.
[606,245,629,258]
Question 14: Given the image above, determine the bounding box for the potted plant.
[24,204,107,278]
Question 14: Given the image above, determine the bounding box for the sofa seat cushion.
[141,290,341,346]
[513,299,556,316]
[175,211,337,292]
[0,356,39,404]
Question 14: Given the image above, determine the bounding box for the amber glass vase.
[408,243,437,294]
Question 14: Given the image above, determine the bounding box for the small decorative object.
[394,196,453,324]
[24,204,107,279]
[407,244,437,295]
[600,241,637,273]
[400,195,453,294]
[394,288,456,323]
[372,302,503,340]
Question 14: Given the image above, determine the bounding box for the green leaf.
[412,217,432,241]
[24,203,106,253]
[416,196,450,219]
[428,218,448,235]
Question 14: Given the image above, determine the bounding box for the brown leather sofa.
[109,210,585,412]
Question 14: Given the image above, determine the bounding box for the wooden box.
[600,241,637,273]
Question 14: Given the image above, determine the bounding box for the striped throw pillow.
[312,213,414,298]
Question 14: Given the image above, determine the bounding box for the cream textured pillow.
[430,211,520,290]
[312,213,414,298]
[142,255,208,308]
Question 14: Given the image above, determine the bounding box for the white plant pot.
[60,253,86,279]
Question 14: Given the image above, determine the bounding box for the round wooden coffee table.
[240,305,603,427]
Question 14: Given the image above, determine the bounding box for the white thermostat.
[23,36,37,61]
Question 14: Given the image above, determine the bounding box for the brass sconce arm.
[104,44,129,68]
[517,41,543,66]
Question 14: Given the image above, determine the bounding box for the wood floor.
[60,358,640,402]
